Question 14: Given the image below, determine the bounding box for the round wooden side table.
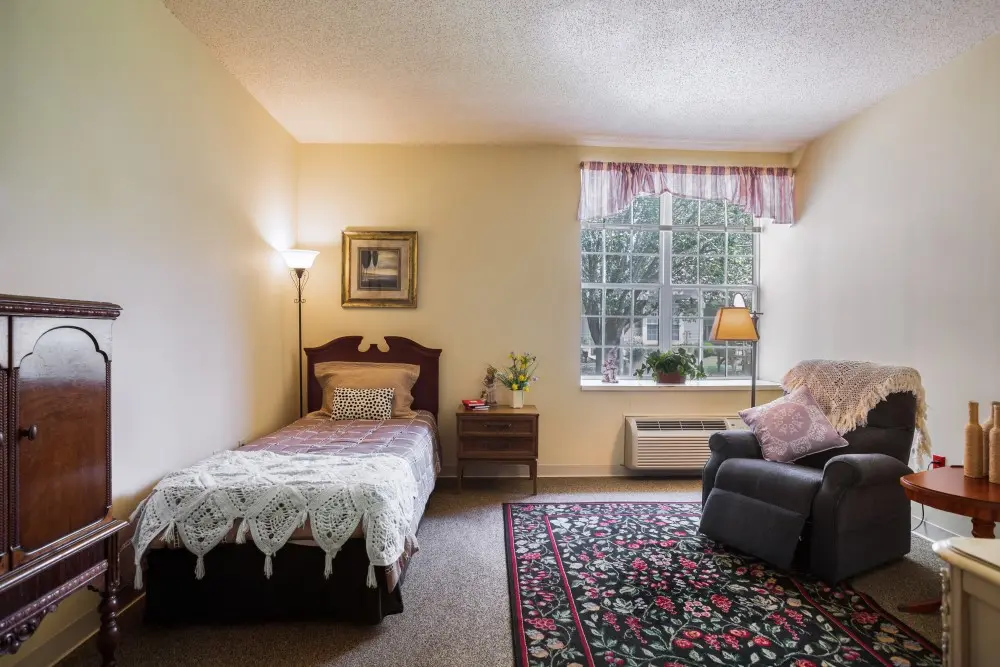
[900,466,1000,538]
[897,466,1000,613]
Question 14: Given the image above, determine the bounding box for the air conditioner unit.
[625,416,744,471]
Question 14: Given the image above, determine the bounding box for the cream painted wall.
[760,34,1000,536]
[1,0,298,662]
[297,145,787,474]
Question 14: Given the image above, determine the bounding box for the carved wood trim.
[4,521,123,592]
[0,562,107,656]
[12,516,117,568]
[106,361,112,512]
[8,367,18,560]
[0,295,121,320]
[1,367,7,575]
[0,316,8,371]
[11,319,114,365]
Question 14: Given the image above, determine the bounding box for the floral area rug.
[504,502,940,667]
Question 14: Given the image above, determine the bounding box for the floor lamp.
[709,294,761,407]
[282,249,320,417]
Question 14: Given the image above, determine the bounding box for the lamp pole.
[291,268,307,417]
[281,249,319,418]
[749,311,760,408]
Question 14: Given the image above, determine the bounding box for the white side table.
[933,537,1000,666]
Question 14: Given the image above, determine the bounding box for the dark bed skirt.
[143,539,404,625]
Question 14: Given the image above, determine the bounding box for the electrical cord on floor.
[909,459,932,533]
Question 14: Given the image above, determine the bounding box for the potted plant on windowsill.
[634,349,706,384]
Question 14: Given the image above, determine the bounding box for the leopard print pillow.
[331,387,395,421]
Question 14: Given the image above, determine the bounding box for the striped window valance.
[579,162,796,224]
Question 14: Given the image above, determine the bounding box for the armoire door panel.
[11,317,112,364]
[14,325,109,557]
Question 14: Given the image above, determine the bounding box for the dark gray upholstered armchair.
[699,392,917,583]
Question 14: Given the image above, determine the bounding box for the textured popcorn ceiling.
[163,0,1000,149]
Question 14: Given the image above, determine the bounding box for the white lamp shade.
[281,249,319,269]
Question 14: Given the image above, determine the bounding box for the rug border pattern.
[503,500,940,667]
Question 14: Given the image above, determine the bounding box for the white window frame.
[580,193,759,379]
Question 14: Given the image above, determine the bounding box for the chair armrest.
[822,453,913,489]
[708,430,763,460]
[702,431,762,506]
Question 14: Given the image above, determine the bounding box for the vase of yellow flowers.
[512,388,525,409]
[489,352,539,409]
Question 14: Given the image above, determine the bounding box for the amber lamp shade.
[709,307,759,342]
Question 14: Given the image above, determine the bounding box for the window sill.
[580,378,782,392]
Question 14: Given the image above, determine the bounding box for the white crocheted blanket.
[131,450,418,589]
[782,360,931,466]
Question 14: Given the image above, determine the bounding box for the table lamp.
[709,294,761,406]
[282,249,320,417]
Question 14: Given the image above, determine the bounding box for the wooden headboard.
[304,336,443,419]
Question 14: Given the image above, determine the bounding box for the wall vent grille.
[625,416,739,471]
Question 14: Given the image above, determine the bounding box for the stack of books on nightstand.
[461,399,490,411]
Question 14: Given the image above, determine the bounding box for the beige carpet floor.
[60,478,943,666]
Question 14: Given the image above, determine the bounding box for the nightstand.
[455,405,539,494]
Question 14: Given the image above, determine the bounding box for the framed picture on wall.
[341,230,418,308]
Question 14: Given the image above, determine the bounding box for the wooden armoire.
[0,295,126,665]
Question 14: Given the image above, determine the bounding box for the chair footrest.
[699,488,807,568]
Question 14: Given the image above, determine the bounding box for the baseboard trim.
[18,608,99,667]
[440,463,703,478]
[18,591,143,667]
[910,516,961,543]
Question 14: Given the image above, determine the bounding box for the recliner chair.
[699,392,917,582]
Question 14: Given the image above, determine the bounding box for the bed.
[139,336,442,625]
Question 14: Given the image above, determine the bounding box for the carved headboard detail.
[304,336,442,419]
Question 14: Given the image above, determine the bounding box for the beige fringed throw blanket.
[782,360,931,466]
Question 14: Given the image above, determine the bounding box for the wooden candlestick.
[965,401,985,478]
[991,404,1000,485]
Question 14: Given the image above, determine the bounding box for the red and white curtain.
[578,162,796,224]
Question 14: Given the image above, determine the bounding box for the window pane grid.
[582,195,756,379]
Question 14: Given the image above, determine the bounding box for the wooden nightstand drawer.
[460,436,536,457]
[456,405,539,493]
[458,415,536,437]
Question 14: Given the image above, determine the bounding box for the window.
[580,194,757,379]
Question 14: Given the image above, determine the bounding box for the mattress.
[150,410,440,588]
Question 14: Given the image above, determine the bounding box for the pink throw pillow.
[739,387,849,463]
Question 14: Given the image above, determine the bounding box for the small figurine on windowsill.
[602,351,619,384]
[481,366,498,405]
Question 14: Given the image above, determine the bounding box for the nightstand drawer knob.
[484,422,512,430]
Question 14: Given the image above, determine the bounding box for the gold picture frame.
[341,230,418,308]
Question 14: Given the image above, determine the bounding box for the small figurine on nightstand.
[480,366,498,406]
[602,350,619,384]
